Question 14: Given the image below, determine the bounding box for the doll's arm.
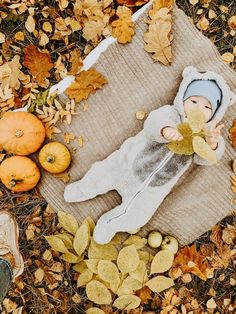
[193,135,226,166]
[143,104,180,143]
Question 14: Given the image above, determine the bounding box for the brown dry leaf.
[210,225,224,254]
[23,44,54,87]
[228,15,236,30]
[53,171,70,183]
[196,16,209,31]
[68,49,83,75]
[210,245,232,269]
[64,132,75,144]
[25,14,36,33]
[116,0,149,8]
[229,119,236,148]
[143,8,172,65]
[148,0,173,19]
[35,268,45,283]
[172,244,210,281]
[66,68,108,103]
[221,52,234,64]
[222,224,236,244]
[111,6,135,44]
[135,286,152,304]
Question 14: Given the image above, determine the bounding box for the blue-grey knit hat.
[183,79,222,120]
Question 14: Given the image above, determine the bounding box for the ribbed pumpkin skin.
[0,156,41,192]
[39,142,71,174]
[0,112,46,155]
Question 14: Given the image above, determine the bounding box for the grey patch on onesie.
[132,141,192,186]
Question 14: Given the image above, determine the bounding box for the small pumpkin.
[0,156,41,192]
[0,111,46,155]
[39,142,71,174]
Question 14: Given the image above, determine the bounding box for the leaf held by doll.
[166,106,217,164]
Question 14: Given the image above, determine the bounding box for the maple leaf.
[23,44,54,87]
[66,68,108,103]
[143,8,172,65]
[172,244,210,281]
[229,119,236,148]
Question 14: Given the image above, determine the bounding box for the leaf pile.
[166,106,217,164]
[44,210,179,310]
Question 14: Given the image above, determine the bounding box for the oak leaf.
[143,8,172,64]
[23,44,54,87]
[111,6,135,44]
[66,68,108,103]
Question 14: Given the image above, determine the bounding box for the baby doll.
[64,66,236,244]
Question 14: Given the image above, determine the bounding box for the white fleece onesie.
[64,66,236,244]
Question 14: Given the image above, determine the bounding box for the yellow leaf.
[44,235,69,253]
[73,223,90,256]
[55,233,73,249]
[166,123,194,155]
[150,250,174,275]
[130,260,148,283]
[61,252,81,263]
[97,260,119,283]
[86,280,112,305]
[113,295,141,310]
[88,238,118,261]
[187,106,206,133]
[145,275,174,292]
[77,269,93,287]
[117,244,140,273]
[192,136,217,164]
[58,210,79,235]
[124,235,147,249]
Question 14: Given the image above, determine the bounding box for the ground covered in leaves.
[0,0,236,313]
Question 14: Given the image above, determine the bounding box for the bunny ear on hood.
[173,65,236,126]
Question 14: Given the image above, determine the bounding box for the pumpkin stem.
[9,179,23,188]
[9,180,16,188]
[46,155,55,163]
[15,130,24,138]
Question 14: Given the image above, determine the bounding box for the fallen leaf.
[23,44,53,87]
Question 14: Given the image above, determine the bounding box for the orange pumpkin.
[39,142,71,174]
[0,111,45,155]
[0,156,41,192]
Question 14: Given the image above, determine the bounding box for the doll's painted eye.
[205,106,211,110]
[191,100,197,104]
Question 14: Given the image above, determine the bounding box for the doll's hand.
[203,118,225,150]
[161,126,184,141]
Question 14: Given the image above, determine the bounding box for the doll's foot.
[93,220,117,245]
[64,181,88,203]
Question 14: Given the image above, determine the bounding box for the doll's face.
[183,95,212,122]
